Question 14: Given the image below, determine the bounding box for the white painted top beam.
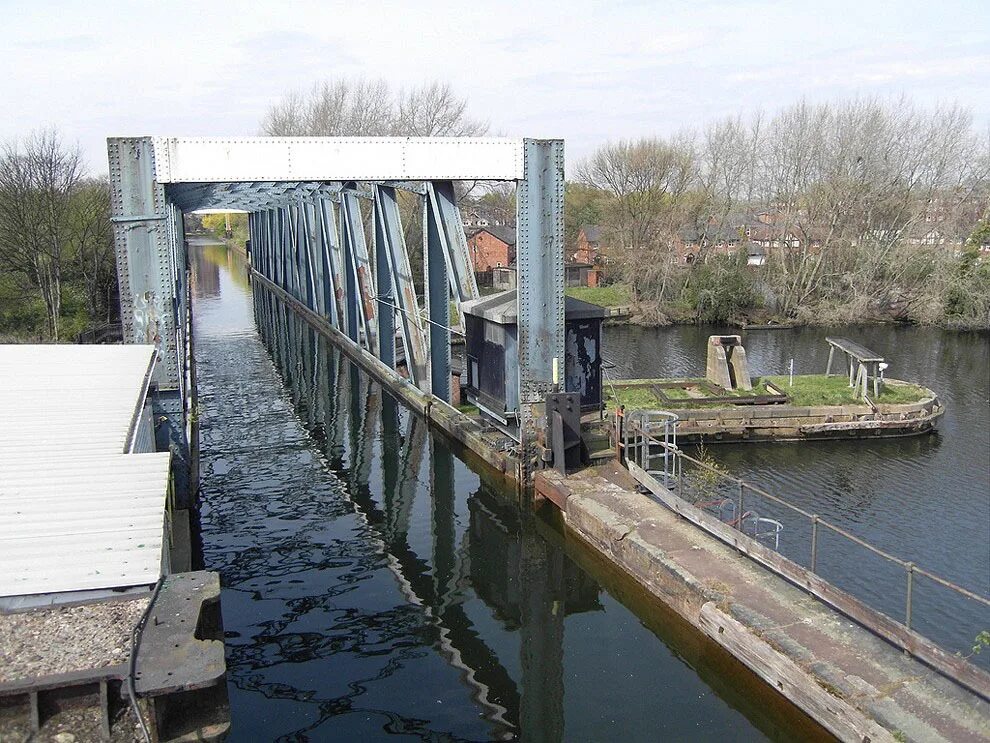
[149,136,526,183]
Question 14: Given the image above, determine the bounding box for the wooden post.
[826,345,835,376]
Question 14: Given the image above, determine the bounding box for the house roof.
[467,225,516,246]
[580,224,602,243]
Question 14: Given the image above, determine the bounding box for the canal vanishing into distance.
[191,241,987,741]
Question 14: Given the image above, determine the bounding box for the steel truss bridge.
[109,136,563,492]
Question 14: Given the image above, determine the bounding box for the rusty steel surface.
[134,572,225,696]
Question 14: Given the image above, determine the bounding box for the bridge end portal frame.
[108,136,565,484]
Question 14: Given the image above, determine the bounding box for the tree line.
[572,98,990,328]
[0,130,117,341]
[3,84,986,342]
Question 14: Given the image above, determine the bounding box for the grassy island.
[606,375,931,411]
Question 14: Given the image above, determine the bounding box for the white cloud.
[0,0,986,174]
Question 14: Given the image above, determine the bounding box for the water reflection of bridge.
[254,284,602,740]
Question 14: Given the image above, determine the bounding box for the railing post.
[737,481,744,529]
[905,562,915,629]
[811,515,820,573]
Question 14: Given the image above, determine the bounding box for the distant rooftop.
[0,345,170,600]
[467,225,516,246]
[579,224,602,243]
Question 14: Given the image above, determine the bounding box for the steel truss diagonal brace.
[301,201,324,316]
[425,181,479,332]
[321,199,346,331]
[373,185,429,387]
[340,190,377,353]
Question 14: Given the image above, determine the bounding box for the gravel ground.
[0,597,149,684]
[0,695,147,742]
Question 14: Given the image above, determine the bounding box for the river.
[190,241,830,741]
[604,323,990,664]
[190,240,986,740]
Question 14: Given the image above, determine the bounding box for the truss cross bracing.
[109,136,564,469]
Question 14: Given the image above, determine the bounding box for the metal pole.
[905,562,915,629]
[737,481,744,530]
[424,183,451,402]
[516,138,565,479]
[811,515,819,573]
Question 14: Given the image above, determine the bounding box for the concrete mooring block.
[706,335,752,391]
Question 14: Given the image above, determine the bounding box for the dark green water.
[604,323,990,663]
[191,243,831,742]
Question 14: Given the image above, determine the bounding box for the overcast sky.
[2,0,987,176]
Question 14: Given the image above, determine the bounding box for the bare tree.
[70,177,116,323]
[578,97,989,327]
[261,77,487,137]
[578,136,696,300]
[395,82,488,136]
[0,130,84,339]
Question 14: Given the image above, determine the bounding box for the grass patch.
[605,374,930,411]
[607,384,665,410]
[456,402,479,416]
[566,283,631,307]
[763,375,929,406]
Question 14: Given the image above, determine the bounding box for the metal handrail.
[623,417,990,636]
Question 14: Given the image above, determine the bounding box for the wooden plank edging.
[698,602,895,743]
[626,461,990,702]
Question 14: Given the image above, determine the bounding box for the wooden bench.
[825,337,884,399]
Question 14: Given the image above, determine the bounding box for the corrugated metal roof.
[0,345,170,598]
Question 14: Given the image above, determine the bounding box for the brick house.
[466,226,516,272]
[574,224,602,263]
[571,224,605,287]
[676,211,822,265]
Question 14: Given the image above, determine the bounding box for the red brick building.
[466,226,516,272]
[571,224,604,287]
[573,224,602,264]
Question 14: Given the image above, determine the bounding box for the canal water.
[190,241,827,742]
[605,323,990,664]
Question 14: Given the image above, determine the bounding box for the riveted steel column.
[108,137,180,389]
[424,186,451,402]
[373,185,428,386]
[516,139,565,479]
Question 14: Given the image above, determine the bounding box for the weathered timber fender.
[672,385,943,443]
[536,467,990,742]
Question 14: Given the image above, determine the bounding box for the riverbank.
[567,285,990,331]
